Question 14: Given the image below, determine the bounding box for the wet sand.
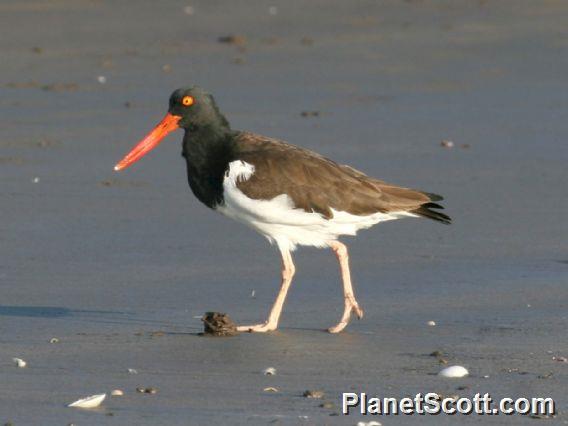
[1,1,567,424]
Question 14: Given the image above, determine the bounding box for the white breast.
[217,160,415,251]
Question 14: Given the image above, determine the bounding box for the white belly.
[216,160,415,251]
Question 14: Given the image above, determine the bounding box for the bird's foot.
[328,321,348,334]
[236,322,277,333]
[352,301,364,320]
[328,299,364,334]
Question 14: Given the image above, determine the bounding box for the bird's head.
[114,86,229,171]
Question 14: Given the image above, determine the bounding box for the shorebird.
[115,87,451,333]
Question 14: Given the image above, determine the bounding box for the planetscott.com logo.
[342,392,555,416]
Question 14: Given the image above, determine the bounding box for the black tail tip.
[412,202,452,225]
[423,192,444,202]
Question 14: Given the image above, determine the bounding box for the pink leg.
[328,241,364,333]
[237,247,295,332]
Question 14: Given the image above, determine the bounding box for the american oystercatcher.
[115,87,451,333]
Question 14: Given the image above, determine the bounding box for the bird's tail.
[410,193,452,224]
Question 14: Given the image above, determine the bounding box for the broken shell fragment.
[217,35,247,46]
[13,358,27,368]
[50,337,59,343]
[263,387,279,392]
[68,393,106,408]
[303,390,324,399]
[136,387,157,394]
[263,367,276,375]
[427,320,436,326]
[128,368,138,374]
[111,389,124,396]
[438,365,469,378]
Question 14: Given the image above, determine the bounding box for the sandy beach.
[1,0,567,424]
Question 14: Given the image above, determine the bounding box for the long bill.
[114,113,181,171]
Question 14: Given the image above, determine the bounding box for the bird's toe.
[353,304,364,319]
[327,322,348,334]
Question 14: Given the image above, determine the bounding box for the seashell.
[263,367,276,375]
[136,387,157,394]
[438,365,469,378]
[68,393,106,408]
[263,387,279,392]
[50,338,59,343]
[128,368,138,374]
[111,389,124,396]
[427,320,436,326]
[303,390,324,399]
[13,358,27,368]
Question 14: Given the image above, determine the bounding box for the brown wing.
[234,132,450,223]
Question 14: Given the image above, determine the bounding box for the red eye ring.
[182,96,194,106]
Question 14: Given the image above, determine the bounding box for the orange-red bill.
[114,113,181,171]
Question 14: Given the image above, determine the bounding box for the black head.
[168,86,230,131]
[114,86,232,171]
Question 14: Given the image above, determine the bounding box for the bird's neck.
[182,125,237,209]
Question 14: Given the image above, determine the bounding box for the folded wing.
[234,132,451,224]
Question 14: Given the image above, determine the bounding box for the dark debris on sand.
[201,312,238,336]
[217,35,247,46]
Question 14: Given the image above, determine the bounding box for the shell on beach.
[13,358,27,368]
[137,387,158,394]
[263,367,277,375]
[438,365,469,378]
[67,393,106,408]
[303,390,324,399]
[111,389,124,396]
[13,357,27,368]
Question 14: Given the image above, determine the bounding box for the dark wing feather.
[233,132,450,223]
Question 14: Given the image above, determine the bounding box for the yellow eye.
[182,96,194,106]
